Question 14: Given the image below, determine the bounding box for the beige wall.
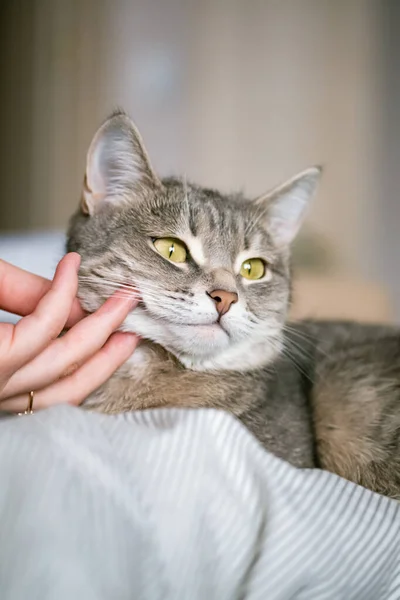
[0,0,383,283]
[186,0,381,278]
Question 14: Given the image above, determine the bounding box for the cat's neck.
[124,336,283,376]
[178,337,283,371]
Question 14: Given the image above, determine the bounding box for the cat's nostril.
[213,295,222,303]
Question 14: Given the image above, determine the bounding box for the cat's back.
[291,318,399,353]
[285,318,400,380]
[293,319,400,499]
[240,320,400,472]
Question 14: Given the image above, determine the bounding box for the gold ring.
[18,391,35,416]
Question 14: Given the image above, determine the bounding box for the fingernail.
[124,332,139,341]
[129,297,139,309]
[118,293,139,308]
[66,252,81,272]
[102,294,138,313]
[73,253,82,272]
[119,332,140,347]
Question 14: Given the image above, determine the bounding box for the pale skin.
[0,252,139,414]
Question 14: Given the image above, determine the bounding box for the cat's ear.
[253,166,322,246]
[81,110,162,215]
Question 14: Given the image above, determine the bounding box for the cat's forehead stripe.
[185,199,255,266]
[188,209,198,237]
[185,235,206,267]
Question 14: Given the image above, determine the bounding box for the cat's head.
[67,111,321,371]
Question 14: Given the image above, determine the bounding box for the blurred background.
[1,0,399,323]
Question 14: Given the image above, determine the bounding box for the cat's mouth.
[136,300,228,337]
[187,321,227,332]
[137,299,225,329]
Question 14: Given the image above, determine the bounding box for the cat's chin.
[122,308,230,357]
[171,321,229,345]
[165,322,231,360]
[121,307,283,372]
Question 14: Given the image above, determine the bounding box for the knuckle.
[61,362,80,379]
[35,312,63,342]
[48,321,64,341]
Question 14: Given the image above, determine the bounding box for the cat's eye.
[240,258,266,280]
[153,237,188,263]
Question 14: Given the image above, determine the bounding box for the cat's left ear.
[82,110,162,215]
[253,166,322,246]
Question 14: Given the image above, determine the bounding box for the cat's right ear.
[81,111,162,215]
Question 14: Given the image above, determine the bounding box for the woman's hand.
[0,253,139,413]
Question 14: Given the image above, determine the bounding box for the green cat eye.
[153,237,188,263]
[240,258,266,280]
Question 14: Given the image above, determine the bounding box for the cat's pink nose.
[209,289,238,316]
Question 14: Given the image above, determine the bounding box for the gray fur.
[67,111,400,500]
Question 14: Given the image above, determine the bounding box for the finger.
[0,254,80,371]
[1,294,139,398]
[0,332,139,413]
[0,258,85,327]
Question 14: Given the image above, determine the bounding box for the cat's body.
[80,320,400,499]
[68,111,400,499]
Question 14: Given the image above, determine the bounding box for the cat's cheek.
[121,309,166,338]
[76,290,104,315]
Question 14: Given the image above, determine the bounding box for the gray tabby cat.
[67,111,400,500]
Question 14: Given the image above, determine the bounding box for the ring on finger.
[18,391,35,416]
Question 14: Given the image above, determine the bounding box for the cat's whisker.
[284,337,315,364]
[79,279,170,304]
[283,324,318,344]
[281,347,315,384]
[99,272,194,295]
[79,274,163,294]
[80,274,206,306]
[120,280,163,292]
[78,277,137,291]
[283,325,330,360]
[262,324,315,383]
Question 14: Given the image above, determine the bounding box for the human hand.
[0,253,139,413]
